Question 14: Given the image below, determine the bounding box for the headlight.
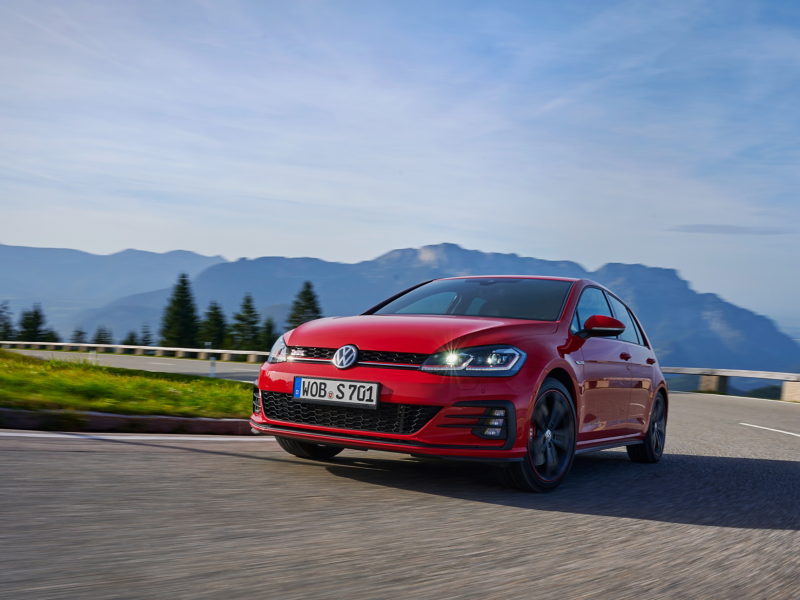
[267,335,288,364]
[421,345,526,377]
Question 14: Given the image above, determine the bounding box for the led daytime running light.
[420,345,526,377]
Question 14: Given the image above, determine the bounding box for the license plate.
[292,377,380,409]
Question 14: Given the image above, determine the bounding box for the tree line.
[0,276,323,351]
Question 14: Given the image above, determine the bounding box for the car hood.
[284,314,558,354]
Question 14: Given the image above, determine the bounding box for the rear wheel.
[275,436,344,460]
[627,393,666,463]
[497,378,576,493]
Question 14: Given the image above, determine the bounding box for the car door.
[574,287,633,441]
[606,293,650,434]
[612,300,656,434]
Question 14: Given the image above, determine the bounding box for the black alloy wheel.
[497,378,576,493]
[627,393,666,463]
[275,436,344,460]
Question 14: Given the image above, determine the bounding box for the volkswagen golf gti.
[250,276,668,492]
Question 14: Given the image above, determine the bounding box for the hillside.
[73,243,800,371]
[0,244,225,331]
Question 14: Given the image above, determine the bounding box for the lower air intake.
[261,391,440,434]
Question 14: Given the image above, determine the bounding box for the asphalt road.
[8,349,262,382]
[1,393,798,599]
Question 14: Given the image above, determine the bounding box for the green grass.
[0,349,252,418]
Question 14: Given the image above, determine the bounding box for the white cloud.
[0,0,799,323]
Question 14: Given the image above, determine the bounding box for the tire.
[275,436,344,460]
[627,393,666,463]
[496,378,577,493]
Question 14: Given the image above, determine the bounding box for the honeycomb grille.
[261,391,440,434]
[358,350,428,365]
[288,347,336,360]
[288,347,428,366]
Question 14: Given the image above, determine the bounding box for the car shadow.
[82,436,799,531]
[321,450,800,531]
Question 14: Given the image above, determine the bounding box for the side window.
[607,294,639,344]
[628,308,648,347]
[575,287,613,330]
[570,312,580,334]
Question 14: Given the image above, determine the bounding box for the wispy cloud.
[0,0,799,322]
[670,224,796,235]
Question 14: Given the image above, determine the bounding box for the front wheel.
[497,378,576,493]
[275,436,344,460]
[627,393,666,463]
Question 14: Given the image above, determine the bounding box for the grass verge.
[0,349,252,419]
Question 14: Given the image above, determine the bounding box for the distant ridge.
[70,243,800,373]
[0,244,225,330]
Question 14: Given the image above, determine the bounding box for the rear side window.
[575,287,613,330]
[628,308,648,347]
[607,294,640,344]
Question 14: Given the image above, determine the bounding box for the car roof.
[437,275,581,282]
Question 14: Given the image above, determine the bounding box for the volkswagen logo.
[333,345,358,369]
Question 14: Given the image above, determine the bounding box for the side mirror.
[580,315,625,338]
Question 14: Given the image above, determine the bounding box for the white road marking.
[0,431,275,442]
[740,423,800,438]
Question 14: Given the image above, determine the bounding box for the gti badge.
[333,345,358,369]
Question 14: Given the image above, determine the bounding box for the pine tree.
[42,329,62,343]
[159,274,199,348]
[71,328,87,344]
[140,324,153,346]
[199,301,227,349]
[0,301,14,340]
[92,326,114,345]
[17,305,49,342]
[286,281,323,329]
[231,294,261,350]
[261,316,279,351]
[121,331,139,346]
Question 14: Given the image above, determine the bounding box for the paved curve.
[1,392,798,599]
[7,349,262,382]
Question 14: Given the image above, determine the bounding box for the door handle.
[646,358,656,365]
[620,352,631,361]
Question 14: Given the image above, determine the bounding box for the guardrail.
[0,341,270,363]
[2,341,799,402]
[661,367,800,402]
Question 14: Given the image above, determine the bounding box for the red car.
[251,276,668,492]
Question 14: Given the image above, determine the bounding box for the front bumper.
[250,361,536,461]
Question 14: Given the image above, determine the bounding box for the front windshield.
[372,278,574,321]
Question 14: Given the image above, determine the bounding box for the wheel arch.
[543,366,577,406]
[657,385,669,421]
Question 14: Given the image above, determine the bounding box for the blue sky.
[1,0,799,333]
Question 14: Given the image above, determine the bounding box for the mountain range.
[2,243,798,373]
[0,243,224,330]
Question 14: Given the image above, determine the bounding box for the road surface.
[8,348,262,382]
[0,392,798,599]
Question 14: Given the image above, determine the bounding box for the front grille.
[261,391,441,434]
[287,347,429,366]
[288,347,335,360]
[358,350,428,365]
